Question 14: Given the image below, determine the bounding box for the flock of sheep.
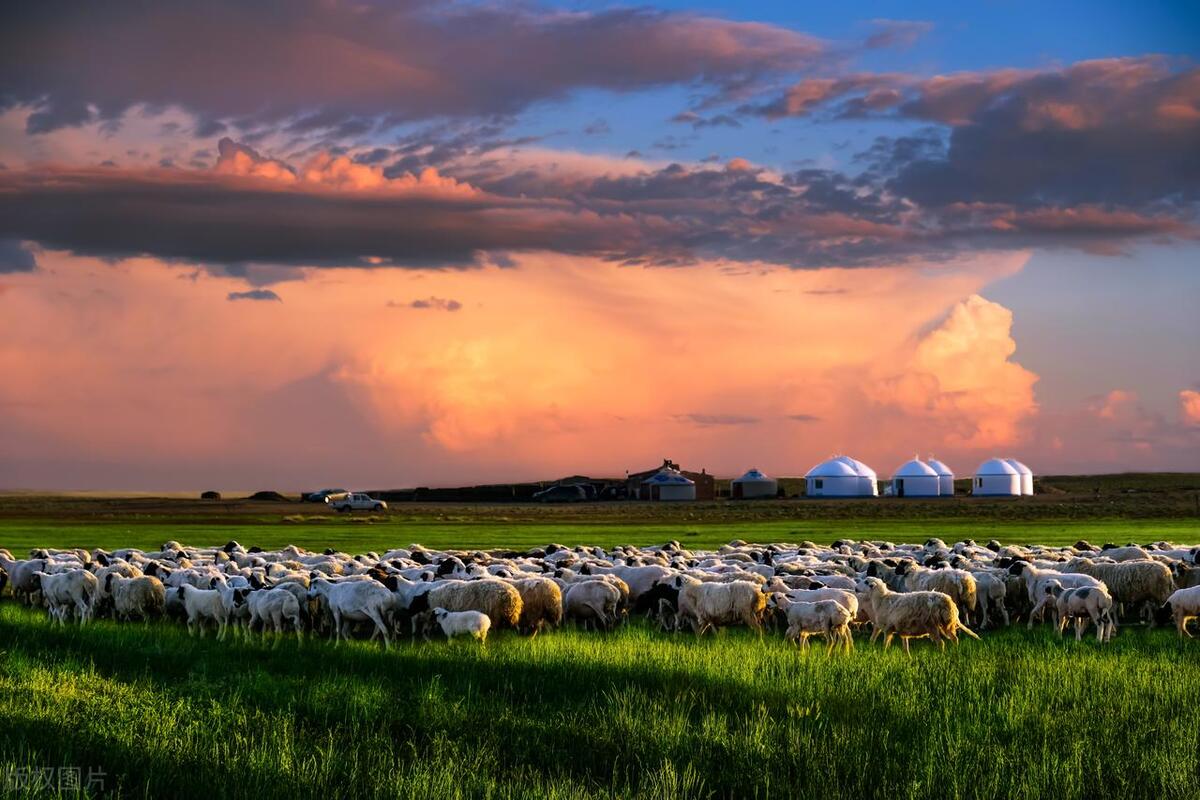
[2,536,1199,654]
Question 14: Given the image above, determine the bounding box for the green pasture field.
[0,517,1198,555]
[0,485,1198,798]
[0,606,1197,800]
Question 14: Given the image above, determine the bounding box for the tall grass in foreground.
[0,603,1197,799]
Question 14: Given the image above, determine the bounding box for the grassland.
[1,481,1198,798]
[0,605,1197,800]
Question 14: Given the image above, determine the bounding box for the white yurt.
[806,457,871,497]
[973,458,1022,496]
[891,458,941,498]
[642,468,696,501]
[926,458,955,496]
[1004,458,1034,495]
[731,468,778,499]
[834,455,879,496]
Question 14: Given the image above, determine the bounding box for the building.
[627,459,714,500]
[973,458,1022,496]
[834,455,879,496]
[925,458,955,496]
[891,458,941,497]
[640,468,696,501]
[731,468,778,499]
[1004,458,1034,495]
[806,457,875,497]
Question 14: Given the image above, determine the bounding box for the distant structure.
[627,459,712,500]
[1004,458,1035,495]
[806,456,877,497]
[925,458,955,496]
[973,458,1022,496]
[890,458,941,498]
[833,455,879,496]
[640,467,696,501]
[731,468,777,499]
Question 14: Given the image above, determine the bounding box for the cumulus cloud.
[865,294,1038,449]
[0,0,828,134]
[1180,390,1200,426]
[227,289,281,302]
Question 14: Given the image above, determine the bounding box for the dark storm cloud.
[0,147,1194,273]
[0,0,827,134]
[750,57,1200,211]
[227,289,282,302]
[0,240,37,273]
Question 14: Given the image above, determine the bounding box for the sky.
[0,0,1197,490]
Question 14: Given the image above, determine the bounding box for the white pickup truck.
[325,492,388,512]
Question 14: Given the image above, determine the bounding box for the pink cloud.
[1181,390,1200,426]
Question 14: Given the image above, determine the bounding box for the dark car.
[532,484,587,503]
[303,488,348,503]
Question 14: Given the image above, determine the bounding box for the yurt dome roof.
[925,458,954,476]
[806,458,860,478]
[734,468,771,482]
[833,455,876,478]
[976,458,1019,476]
[643,469,695,486]
[1003,458,1033,476]
[893,458,938,478]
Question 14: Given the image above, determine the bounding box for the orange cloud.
[1181,390,1200,426]
[0,249,1038,488]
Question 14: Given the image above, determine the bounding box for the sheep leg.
[901,636,910,657]
[367,608,391,648]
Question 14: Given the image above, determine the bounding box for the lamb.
[34,569,98,624]
[861,577,978,655]
[1051,585,1116,642]
[783,587,859,618]
[176,584,235,640]
[1166,585,1200,639]
[106,574,166,622]
[784,600,854,654]
[672,576,766,635]
[511,577,562,636]
[429,608,491,643]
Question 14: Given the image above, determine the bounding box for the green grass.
[2,517,1198,555]
[0,604,1197,799]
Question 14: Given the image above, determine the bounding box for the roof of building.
[806,458,860,478]
[976,457,1019,476]
[893,458,938,478]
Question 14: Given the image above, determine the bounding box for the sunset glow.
[1,1,1197,489]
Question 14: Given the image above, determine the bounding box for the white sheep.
[784,600,854,654]
[34,569,98,624]
[1009,562,1103,628]
[308,577,394,646]
[672,576,766,635]
[176,584,234,639]
[245,587,304,638]
[563,580,622,630]
[106,574,166,622]
[1052,585,1116,642]
[430,607,491,643]
[1167,585,1200,638]
[862,577,978,655]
